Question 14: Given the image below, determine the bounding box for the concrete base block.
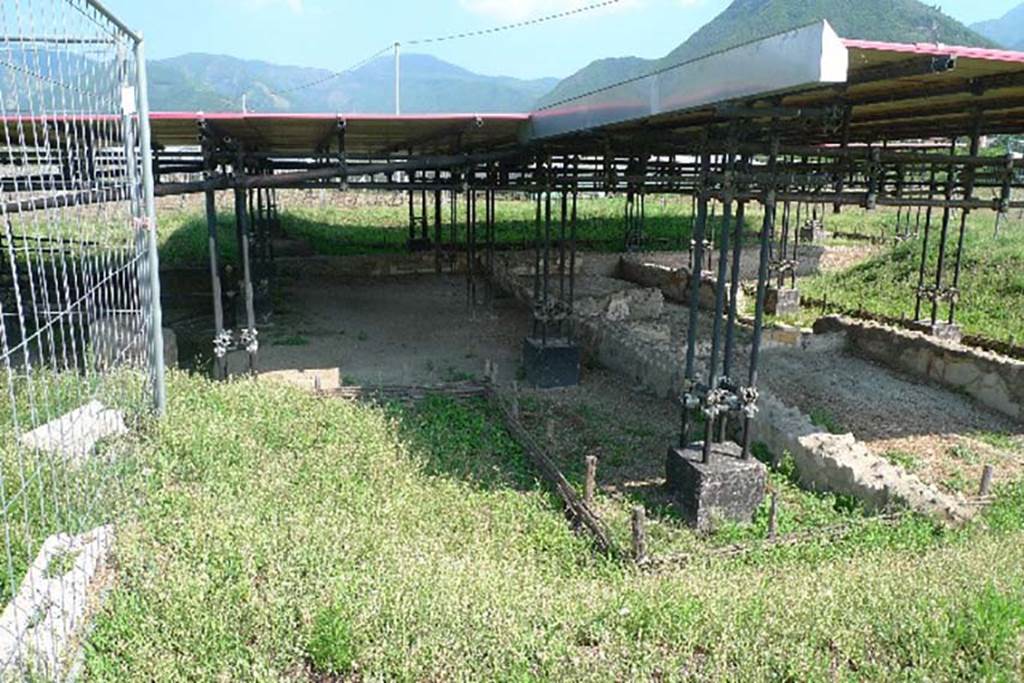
[800,225,829,243]
[523,337,581,388]
[907,319,963,343]
[0,525,113,680]
[666,441,767,532]
[19,400,127,465]
[765,287,801,317]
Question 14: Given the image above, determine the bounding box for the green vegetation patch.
[82,372,1024,680]
[802,218,1024,343]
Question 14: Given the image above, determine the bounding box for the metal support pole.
[486,186,495,305]
[931,139,957,326]
[741,134,780,460]
[569,189,578,339]
[466,184,476,307]
[234,185,257,373]
[532,188,541,337]
[542,189,552,345]
[205,185,226,380]
[559,191,567,301]
[434,188,442,273]
[723,197,745,379]
[680,148,710,447]
[914,166,936,321]
[949,116,982,325]
[421,189,428,241]
[449,186,458,275]
[394,41,401,116]
[702,152,735,463]
[134,37,166,415]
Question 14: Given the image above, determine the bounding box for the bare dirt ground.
[252,262,527,389]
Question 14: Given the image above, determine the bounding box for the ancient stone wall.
[750,393,974,526]
[815,316,1024,423]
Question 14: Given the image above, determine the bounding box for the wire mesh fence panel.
[0,0,162,677]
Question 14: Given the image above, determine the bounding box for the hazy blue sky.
[103,0,1018,80]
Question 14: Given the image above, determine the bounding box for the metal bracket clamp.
[915,284,939,302]
[213,330,234,359]
[240,327,259,354]
[738,386,760,419]
[699,379,760,420]
[531,299,572,324]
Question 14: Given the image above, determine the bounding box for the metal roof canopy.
[149,112,529,156]
[138,21,1024,160]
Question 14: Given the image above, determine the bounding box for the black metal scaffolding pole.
[741,134,781,459]
[702,150,736,463]
[234,185,258,373]
[204,183,226,380]
[680,148,711,447]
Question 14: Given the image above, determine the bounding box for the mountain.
[971,3,1024,50]
[538,0,997,108]
[147,52,558,114]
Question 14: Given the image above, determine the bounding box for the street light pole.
[394,41,401,115]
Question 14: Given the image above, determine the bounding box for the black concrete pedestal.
[765,287,801,317]
[800,225,829,243]
[666,441,767,532]
[523,337,581,388]
[907,319,963,343]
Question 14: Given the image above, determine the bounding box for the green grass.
[809,407,846,435]
[271,334,309,347]
[155,195,714,266]
[82,373,1024,680]
[884,450,921,473]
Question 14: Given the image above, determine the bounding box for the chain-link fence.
[0,0,163,677]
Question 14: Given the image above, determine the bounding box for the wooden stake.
[584,455,597,507]
[631,506,647,563]
[979,464,995,497]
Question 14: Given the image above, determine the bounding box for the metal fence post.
[133,37,167,416]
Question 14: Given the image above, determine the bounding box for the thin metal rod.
[723,200,745,379]
[205,188,226,380]
[680,150,710,447]
[949,120,982,325]
[742,135,780,459]
[703,171,734,463]
[931,139,957,326]
[914,167,936,321]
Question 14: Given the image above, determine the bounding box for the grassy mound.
[802,222,1024,342]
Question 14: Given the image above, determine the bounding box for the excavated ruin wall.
[617,256,722,310]
[490,255,974,524]
[815,316,1024,423]
[749,393,973,525]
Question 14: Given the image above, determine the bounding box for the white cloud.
[459,0,638,23]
